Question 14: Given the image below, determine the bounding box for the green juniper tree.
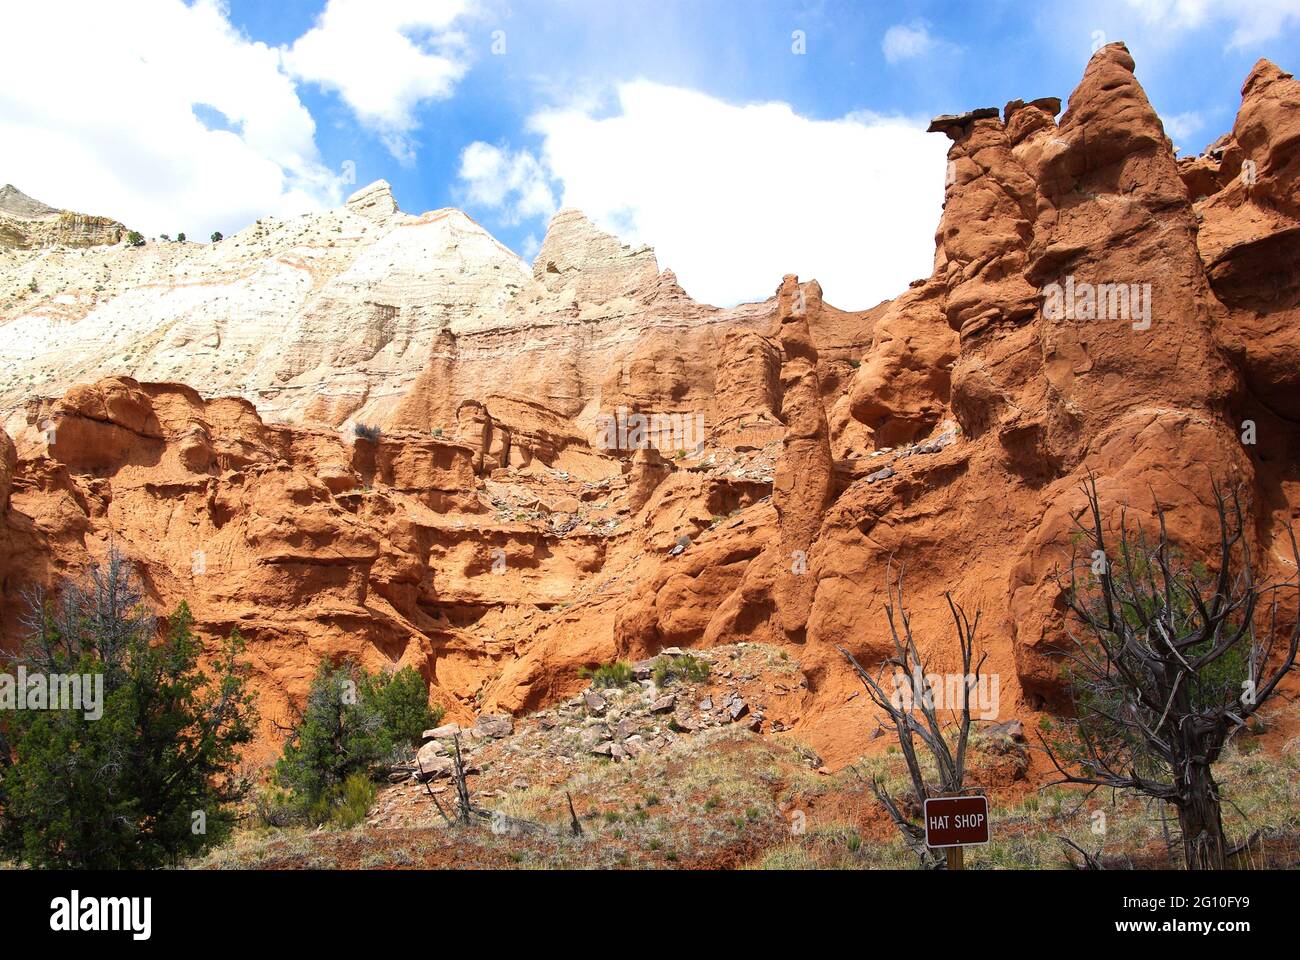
[0,549,255,868]
[273,658,438,824]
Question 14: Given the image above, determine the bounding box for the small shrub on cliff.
[210,231,223,243]
[0,551,255,868]
[274,660,437,824]
[126,230,144,247]
[580,661,636,689]
[353,422,382,443]
[653,654,710,687]
[251,784,300,828]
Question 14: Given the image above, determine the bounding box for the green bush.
[353,422,382,443]
[273,660,436,823]
[362,666,443,750]
[653,653,710,687]
[580,661,636,688]
[309,772,376,828]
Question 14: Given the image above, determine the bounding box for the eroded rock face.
[846,281,957,449]
[345,179,400,223]
[455,400,501,474]
[2,179,876,466]
[387,204,871,452]
[3,46,1300,772]
[1193,60,1300,420]
[1,378,479,753]
[770,276,834,639]
[533,208,661,302]
[787,45,1290,763]
[0,427,15,513]
[0,373,783,758]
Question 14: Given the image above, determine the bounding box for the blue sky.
[3,0,1298,307]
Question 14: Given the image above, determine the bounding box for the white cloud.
[1224,0,1300,46]
[284,0,476,161]
[510,81,944,309]
[458,142,557,224]
[1123,0,1300,48]
[0,0,343,238]
[1162,109,1205,146]
[882,20,936,64]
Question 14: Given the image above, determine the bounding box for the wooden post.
[946,846,964,871]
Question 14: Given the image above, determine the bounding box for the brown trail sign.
[924,796,989,869]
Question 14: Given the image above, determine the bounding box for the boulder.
[474,714,513,738]
[416,743,454,780]
[422,723,461,741]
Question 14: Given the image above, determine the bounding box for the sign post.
[923,795,989,870]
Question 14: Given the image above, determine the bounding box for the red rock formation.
[3,46,1299,774]
[845,280,956,450]
[621,44,1297,764]
[770,276,834,639]
[1195,60,1300,421]
[712,329,783,449]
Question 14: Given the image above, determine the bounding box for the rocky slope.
[1,45,1298,769]
[0,182,535,429]
[0,184,125,250]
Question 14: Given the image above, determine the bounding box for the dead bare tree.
[838,568,985,869]
[417,737,553,839]
[566,791,584,837]
[6,549,157,688]
[1041,475,1299,870]
[1058,835,1106,870]
[450,734,478,825]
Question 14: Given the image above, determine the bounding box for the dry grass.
[752,729,1300,870]
[190,677,1300,871]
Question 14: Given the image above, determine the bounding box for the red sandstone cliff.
[2,45,1298,768]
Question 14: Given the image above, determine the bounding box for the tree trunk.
[1176,764,1228,870]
